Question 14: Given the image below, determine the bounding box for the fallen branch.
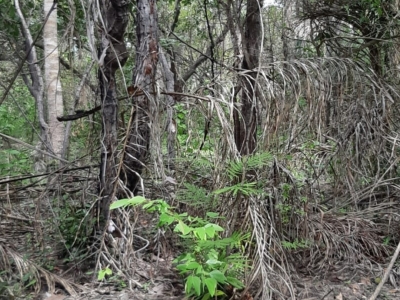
[368,239,400,300]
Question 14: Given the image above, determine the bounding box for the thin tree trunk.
[44,0,65,157]
[15,0,50,166]
[123,0,159,194]
[234,0,263,155]
[159,49,176,171]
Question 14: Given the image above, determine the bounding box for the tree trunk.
[234,0,263,155]
[15,0,49,171]
[159,49,176,171]
[98,0,129,222]
[43,0,65,158]
[122,0,158,194]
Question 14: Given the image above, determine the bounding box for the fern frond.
[227,152,273,180]
[178,183,212,206]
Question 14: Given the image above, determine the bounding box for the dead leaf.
[335,293,343,300]
[349,283,360,291]
[135,269,150,279]
[359,277,371,286]
[43,293,66,300]
[149,283,165,295]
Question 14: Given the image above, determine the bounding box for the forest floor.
[3,219,400,300]
[30,250,400,300]
[294,276,400,300]
[37,274,400,300]
[4,204,400,300]
[3,178,400,300]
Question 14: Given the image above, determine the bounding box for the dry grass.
[193,55,400,298]
[0,242,80,297]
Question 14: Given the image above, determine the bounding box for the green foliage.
[0,149,31,176]
[98,267,112,281]
[226,152,272,181]
[175,228,248,298]
[0,0,20,38]
[110,197,249,299]
[55,201,93,259]
[0,270,37,299]
[276,203,292,224]
[382,237,389,246]
[280,183,292,200]
[176,104,188,141]
[281,239,310,250]
[0,82,36,176]
[178,183,214,207]
[214,182,259,197]
[175,103,212,153]
[211,152,272,199]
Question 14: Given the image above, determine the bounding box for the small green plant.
[98,267,112,281]
[98,267,127,290]
[56,202,91,250]
[276,203,292,224]
[281,239,310,250]
[178,183,214,207]
[382,236,391,246]
[110,196,249,299]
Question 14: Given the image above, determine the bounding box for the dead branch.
[369,239,400,300]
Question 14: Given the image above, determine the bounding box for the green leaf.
[174,221,192,235]
[205,258,221,266]
[159,213,175,226]
[204,277,217,296]
[209,223,224,232]
[174,252,193,264]
[97,267,112,280]
[213,186,233,195]
[110,196,146,209]
[8,149,20,155]
[209,270,227,283]
[206,212,219,218]
[127,196,146,205]
[25,279,37,288]
[206,249,218,260]
[226,276,244,288]
[194,227,207,240]
[201,293,211,300]
[176,264,187,272]
[185,261,201,270]
[204,225,216,238]
[186,275,202,296]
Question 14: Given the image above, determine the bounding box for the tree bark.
[15,0,50,168]
[44,0,65,158]
[159,49,176,171]
[234,0,263,155]
[98,0,129,221]
[122,0,158,194]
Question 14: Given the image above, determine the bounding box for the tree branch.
[59,57,97,93]
[368,240,400,300]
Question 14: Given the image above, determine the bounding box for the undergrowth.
[110,196,249,299]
